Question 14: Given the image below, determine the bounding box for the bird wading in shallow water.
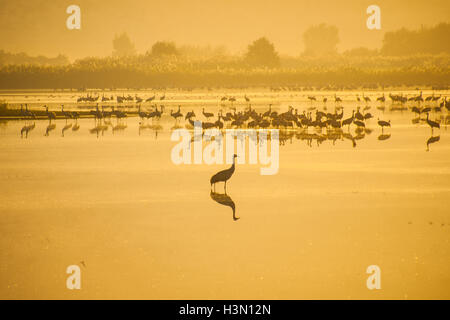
[210,154,237,192]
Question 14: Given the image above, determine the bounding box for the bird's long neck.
[230,157,236,170]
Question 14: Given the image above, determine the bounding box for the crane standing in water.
[210,154,238,192]
[426,113,440,134]
[44,105,56,123]
[377,118,391,132]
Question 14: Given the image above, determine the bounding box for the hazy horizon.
[0,0,449,59]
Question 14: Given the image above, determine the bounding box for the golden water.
[0,90,449,299]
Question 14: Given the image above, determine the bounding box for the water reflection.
[89,122,109,138]
[210,191,239,221]
[20,122,35,138]
[426,135,440,152]
[111,123,128,135]
[44,123,56,136]
[342,132,357,148]
[61,122,72,137]
[2,95,449,153]
[378,133,391,141]
[138,123,161,138]
[72,120,80,132]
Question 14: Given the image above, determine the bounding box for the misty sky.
[0,0,448,59]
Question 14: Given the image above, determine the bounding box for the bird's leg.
[224,181,227,193]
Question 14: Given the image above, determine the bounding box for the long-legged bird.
[210,154,237,192]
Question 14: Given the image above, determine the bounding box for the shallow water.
[0,90,449,299]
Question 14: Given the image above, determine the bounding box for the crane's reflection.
[210,191,239,221]
[72,121,80,131]
[378,133,391,141]
[61,122,72,137]
[20,122,35,138]
[426,135,440,152]
[44,123,56,136]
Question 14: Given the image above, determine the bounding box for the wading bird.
[342,110,354,129]
[138,105,147,122]
[44,105,56,123]
[170,105,183,122]
[210,154,237,192]
[377,118,391,132]
[25,104,36,120]
[61,105,73,120]
[426,113,440,134]
[185,110,195,120]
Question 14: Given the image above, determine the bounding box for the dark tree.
[244,37,280,68]
[303,24,339,56]
[150,41,179,57]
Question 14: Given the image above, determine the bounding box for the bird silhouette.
[210,191,239,221]
[378,133,391,141]
[44,105,56,123]
[426,113,440,134]
[210,154,237,192]
[426,135,440,152]
[377,118,391,132]
[20,122,35,138]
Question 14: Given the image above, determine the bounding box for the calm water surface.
[0,90,449,299]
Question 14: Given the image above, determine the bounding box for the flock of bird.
[76,93,165,103]
[11,90,449,221]
[15,92,449,147]
[73,91,446,106]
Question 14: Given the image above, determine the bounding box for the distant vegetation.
[0,50,69,66]
[0,53,447,89]
[0,23,448,89]
[149,41,179,57]
[244,37,280,68]
[381,23,450,56]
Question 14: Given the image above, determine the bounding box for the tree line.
[0,23,448,88]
